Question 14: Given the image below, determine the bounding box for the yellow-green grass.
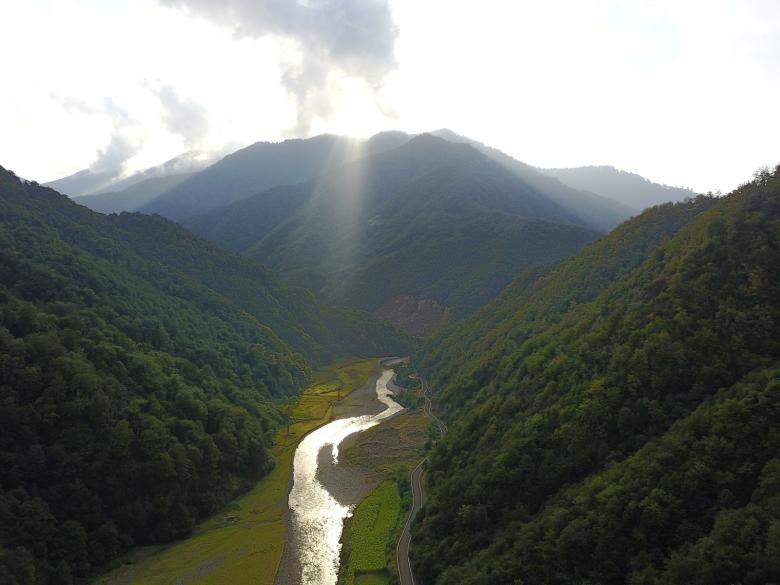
[343,410,429,475]
[339,481,401,585]
[95,357,378,585]
[355,571,391,585]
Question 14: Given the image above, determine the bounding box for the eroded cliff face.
[374,295,450,337]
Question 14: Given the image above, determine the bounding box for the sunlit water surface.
[288,369,403,585]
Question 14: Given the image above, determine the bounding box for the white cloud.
[0,0,778,192]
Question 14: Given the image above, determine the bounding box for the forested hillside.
[0,167,408,584]
[412,167,780,584]
[189,135,602,334]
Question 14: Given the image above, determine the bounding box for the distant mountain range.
[72,173,195,214]
[50,130,697,335]
[543,164,695,210]
[56,130,693,222]
[44,149,218,202]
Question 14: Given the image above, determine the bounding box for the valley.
[2,131,777,585]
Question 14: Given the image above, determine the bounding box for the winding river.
[287,368,403,584]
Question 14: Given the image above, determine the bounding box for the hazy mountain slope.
[431,129,637,230]
[43,168,117,197]
[545,164,696,210]
[141,135,372,221]
[244,135,600,325]
[73,172,194,213]
[44,151,215,199]
[411,166,780,584]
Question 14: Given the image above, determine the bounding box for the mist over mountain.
[44,150,217,202]
[544,164,696,210]
[73,173,195,214]
[43,168,119,198]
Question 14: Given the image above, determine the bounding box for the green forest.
[0,167,409,584]
[411,166,780,584]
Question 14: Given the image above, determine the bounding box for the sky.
[1,0,779,193]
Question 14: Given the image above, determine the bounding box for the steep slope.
[0,167,306,583]
[545,164,696,210]
[183,183,310,253]
[411,166,780,584]
[240,135,601,328]
[422,195,718,386]
[431,129,637,230]
[141,135,372,221]
[0,166,410,584]
[110,212,411,363]
[73,172,194,214]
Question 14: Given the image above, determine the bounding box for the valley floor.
[94,358,378,585]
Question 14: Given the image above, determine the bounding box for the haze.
[1,0,779,193]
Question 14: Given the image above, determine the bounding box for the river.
[285,368,404,584]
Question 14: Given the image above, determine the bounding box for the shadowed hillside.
[411,166,780,584]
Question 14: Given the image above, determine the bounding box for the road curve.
[396,376,446,585]
[396,459,425,585]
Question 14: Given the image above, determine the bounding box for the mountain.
[44,150,216,202]
[0,166,410,583]
[187,135,603,334]
[43,168,118,197]
[141,135,375,221]
[411,166,780,584]
[544,164,696,210]
[73,173,194,214]
[431,129,637,231]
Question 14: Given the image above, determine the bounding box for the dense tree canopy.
[0,167,408,584]
[412,167,780,584]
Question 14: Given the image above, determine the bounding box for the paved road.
[396,376,446,585]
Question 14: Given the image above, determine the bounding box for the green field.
[338,404,429,585]
[339,481,401,585]
[96,358,378,585]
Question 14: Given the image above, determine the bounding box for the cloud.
[55,95,139,175]
[90,133,139,174]
[158,0,398,134]
[153,84,210,148]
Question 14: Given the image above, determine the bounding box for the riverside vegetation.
[96,358,378,585]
